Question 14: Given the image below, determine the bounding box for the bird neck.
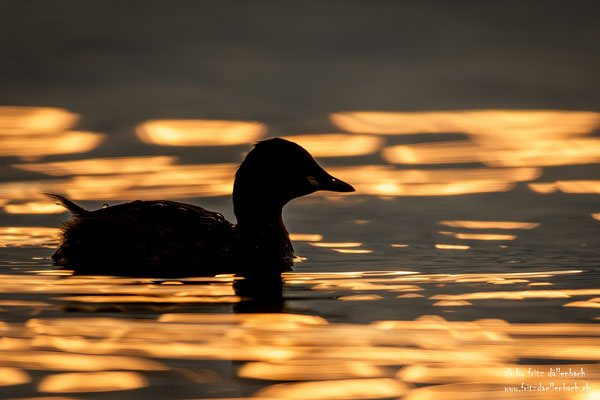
[233,188,293,258]
[233,199,286,232]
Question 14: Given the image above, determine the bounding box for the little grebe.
[48,138,354,277]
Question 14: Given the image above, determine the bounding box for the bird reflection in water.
[46,138,355,302]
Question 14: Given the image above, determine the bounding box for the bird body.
[49,138,354,277]
[50,197,237,276]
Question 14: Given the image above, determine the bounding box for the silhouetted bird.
[47,138,354,277]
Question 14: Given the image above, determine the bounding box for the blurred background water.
[0,1,599,399]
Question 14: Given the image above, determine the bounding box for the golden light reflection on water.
[555,180,600,194]
[56,295,240,303]
[431,289,600,300]
[0,367,31,386]
[382,140,484,164]
[321,165,538,197]
[38,371,148,393]
[0,106,79,133]
[528,182,559,194]
[4,202,66,214]
[310,242,362,248]
[529,181,600,195]
[438,221,540,230]
[0,351,167,371]
[439,232,517,241]
[238,360,387,380]
[332,249,373,254]
[337,294,383,301]
[433,300,472,307]
[1,106,600,399]
[289,233,323,242]
[333,110,600,170]
[1,107,599,214]
[564,298,600,309]
[0,268,595,398]
[0,310,597,397]
[1,108,570,210]
[283,270,585,290]
[0,163,237,201]
[12,156,178,176]
[330,110,600,136]
[254,378,408,399]
[2,163,541,206]
[435,244,470,250]
[136,119,266,146]
[382,139,600,167]
[1,131,105,159]
[280,134,384,157]
[0,105,104,160]
[0,227,61,247]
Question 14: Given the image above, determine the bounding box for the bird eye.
[306,176,320,187]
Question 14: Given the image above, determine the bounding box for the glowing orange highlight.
[0,268,594,400]
[332,249,373,254]
[311,281,423,291]
[0,131,105,159]
[327,166,538,185]
[0,300,51,307]
[0,367,31,386]
[368,181,514,197]
[4,202,66,214]
[57,295,240,303]
[438,221,539,230]
[556,180,600,194]
[529,181,600,194]
[440,232,516,241]
[488,279,529,285]
[487,139,600,167]
[136,119,266,146]
[38,371,148,393]
[382,141,484,164]
[13,156,178,176]
[338,294,383,301]
[431,289,600,301]
[159,313,328,326]
[0,163,237,201]
[397,363,596,385]
[592,213,600,221]
[563,299,600,308]
[0,351,167,371]
[528,182,558,193]
[316,165,531,197]
[238,361,386,380]
[382,140,600,167]
[289,234,323,242]
[0,106,79,133]
[344,110,600,168]
[280,134,384,157]
[330,110,600,136]
[311,242,362,248]
[433,300,472,306]
[253,378,408,399]
[435,244,470,250]
[0,227,61,247]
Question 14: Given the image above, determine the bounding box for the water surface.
[0,106,599,399]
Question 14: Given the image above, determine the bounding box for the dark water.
[1,1,599,399]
